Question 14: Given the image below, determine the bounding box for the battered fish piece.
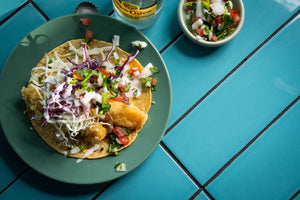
[21,85,43,113]
[83,124,107,141]
[104,101,148,130]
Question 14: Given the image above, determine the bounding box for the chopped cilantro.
[125,84,131,92]
[149,66,160,74]
[114,162,126,171]
[78,143,87,152]
[122,127,130,134]
[85,37,93,44]
[140,77,152,89]
[221,14,235,31]
[69,79,78,85]
[109,143,122,153]
[201,0,210,11]
[184,2,197,8]
[113,59,119,65]
[48,57,53,64]
[132,43,141,49]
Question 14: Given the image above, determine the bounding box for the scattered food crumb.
[115,162,126,172]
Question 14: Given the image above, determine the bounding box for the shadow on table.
[0,124,29,183]
[21,169,109,198]
[174,34,226,58]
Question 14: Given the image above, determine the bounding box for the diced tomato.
[90,76,98,82]
[151,77,158,87]
[187,0,196,10]
[119,83,125,92]
[216,15,223,24]
[234,14,240,22]
[90,108,97,116]
[230,9,240,22]
[212,35,218,42]
[80,18,90,26]
[98,67,110,77]
[113,126,128,138]
[111,95,126,102]
[73,70,83,80]
[196,28,204,37]
[116,136,130,146]
[230,9,240,17]
[109,58,115,64]
[104,124,114,134]
[192,16,200,23]
[85,29,93,39]
[129,68,141,77]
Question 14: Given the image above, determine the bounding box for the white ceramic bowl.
[178,0,245,47]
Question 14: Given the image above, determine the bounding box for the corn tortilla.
[21,39,152,159]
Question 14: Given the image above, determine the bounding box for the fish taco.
[21,38,159,159]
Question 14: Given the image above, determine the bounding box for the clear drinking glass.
[112,0,163,29]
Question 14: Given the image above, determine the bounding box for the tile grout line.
[189,189,215,200]
[159,32,183,54]
[159,142,203,189]
[0,167,30,195]
[290,189,300,200]
[28,0,50,21]
[163,8,300,137]
[0,1,30,26]
[189,190,202,200]
[159,142,215,200]
[203,95,300,188]
[108,10,114,16]
[91,180,117,200]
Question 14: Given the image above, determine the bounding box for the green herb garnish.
[48,57,53,64]
[201,0,210,11]
[78,143,87,152]
[109,143,122,153]
[140,77,152,89]
[149,66,160,74]
[125,84,131,92]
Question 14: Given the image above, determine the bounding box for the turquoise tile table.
[0,0,299,199]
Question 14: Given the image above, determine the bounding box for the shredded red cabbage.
[118,49,139,77]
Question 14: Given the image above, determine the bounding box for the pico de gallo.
[184,0,241,42]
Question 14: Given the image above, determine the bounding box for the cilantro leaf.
[150,66,160,74]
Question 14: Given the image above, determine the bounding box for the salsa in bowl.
[178,0,244,47]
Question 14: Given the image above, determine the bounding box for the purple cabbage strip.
[41,81,56,91]
[119,91,130,105]
[118,49,139,78]
[83,43,92,68]
[94,43,116,70]
[66,58,80,70]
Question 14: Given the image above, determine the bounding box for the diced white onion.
[113,35,120,46]
[192,18,203,30]
[138,63,153,79]
[211,1,225,16]
[115,162,126,172]
[70,147,80,154]
[131,41,148,48]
